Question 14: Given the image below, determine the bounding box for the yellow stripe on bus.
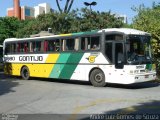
[45,54,60,63]
[5,54,60,78]
[59,34,72,37]
[10,64,55,78]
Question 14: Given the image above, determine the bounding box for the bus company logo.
[86,55,97,63]
[19,56,43,61]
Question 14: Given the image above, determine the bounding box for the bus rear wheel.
[21,66,30,80]
[90,69,106,87]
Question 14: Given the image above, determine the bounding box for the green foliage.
[0,8,124,44]
[0,17,20,44]
[16,8,123,37]
[132,3,160,59]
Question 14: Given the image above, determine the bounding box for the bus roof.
[4,28,150,42]
[99,28,151,36]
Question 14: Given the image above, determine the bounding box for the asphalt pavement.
[0,72,160,120]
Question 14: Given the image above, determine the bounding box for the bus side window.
[34,41,41,52]
[55,39,60,52]
[74,38,79,51]
[41,41,44,52]
[81,36,100,50]
[24,42,29,53]
[11,43,16,53]
[48,40,55,52]
[44,40,48,52]
[81,37,90,50]
[29,42,33,52]
[90,36,100,50]
[62,39,66,51]
[17,43,20,53]
[20,42,25,52]
[66,38,75,51]
[5,43,10,54]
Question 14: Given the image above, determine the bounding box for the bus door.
[105,41,124,69]
[113,42,125,69]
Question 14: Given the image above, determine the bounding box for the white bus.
[3,28,156,87]
[0,45,3,70]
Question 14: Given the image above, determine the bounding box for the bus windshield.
[126,35,152,64]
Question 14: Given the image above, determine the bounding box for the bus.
[3,28,156,87]
[0,45,3,70]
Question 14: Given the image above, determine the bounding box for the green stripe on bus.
[59,53,84,79]
[72,30,98,36]
[49,53,71,78]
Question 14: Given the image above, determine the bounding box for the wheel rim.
[94,73,103,83]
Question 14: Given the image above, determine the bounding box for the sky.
[0,0,159,23]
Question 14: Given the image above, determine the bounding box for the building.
[7,0,52,20]
[34,3,51,18]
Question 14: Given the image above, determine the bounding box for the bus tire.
[21,66,30,80]
[90,69,106,87]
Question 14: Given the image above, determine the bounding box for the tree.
[56,0,74,14]
[15,8,124,37]
[132,3,160,59]
[0,17,20,44]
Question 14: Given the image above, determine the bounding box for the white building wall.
[38,3,51,14]
[34,6,45,18]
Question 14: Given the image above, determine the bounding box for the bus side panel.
[70,53,109,81]
[4,63,55,78]
[49,53,84,79]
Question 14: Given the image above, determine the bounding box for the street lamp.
[84,1,97,11]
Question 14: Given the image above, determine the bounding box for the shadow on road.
[80,100,160,120]
[106,82,160,89]
[29,77,160,89]
[0,72,19,96]
[30,77,92,86]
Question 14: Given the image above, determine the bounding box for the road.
[0,72,160,120]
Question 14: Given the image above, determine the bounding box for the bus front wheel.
[21,66,30,80]
[90,69,106,87]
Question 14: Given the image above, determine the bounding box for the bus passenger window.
[48,40,55,52]
[74,38,79,51]
[44,41,48,52]
[66,38,75,51]
[11,43,16,53]
[17,42,24,53]
[29,42,33,52]
[81,37,90,50]
[17,43,20,52]
[90,36,100,50]
[33,41,41,52]
[55,40,60,52]
[81,36,100,50]
[21,43,25,52]
[24,42,29,53]
[5,43,10,54]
